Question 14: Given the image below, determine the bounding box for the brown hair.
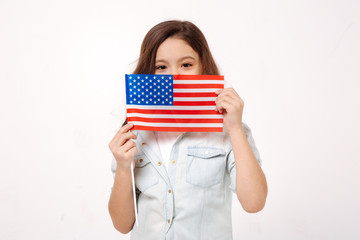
[133,20,219,75]
[123,20,219,126]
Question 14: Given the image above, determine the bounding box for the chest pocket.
[134,155,159,193]
[186,147,226,188]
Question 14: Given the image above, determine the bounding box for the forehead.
[156,37,199,60]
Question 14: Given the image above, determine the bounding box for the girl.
[108,20,267,240]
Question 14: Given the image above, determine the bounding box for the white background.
[1,0,359,239]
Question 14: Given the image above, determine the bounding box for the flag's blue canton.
[126,74,174,105]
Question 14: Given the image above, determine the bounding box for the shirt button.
[139,159,143,163]
[172,160,175,164]
[168,189,172,193]
[141,142,146,146]
[168,219,171,223]
[205,151,209,155]
[157,161,162,166]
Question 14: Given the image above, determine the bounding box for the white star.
[130,101,133,103]
[145,76,148,79]
[137,76,140,79]
[161,76,164,79]
[153,76,156,79]
[129,83,132,85]
[129,76,132,79]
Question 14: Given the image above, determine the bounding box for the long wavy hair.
[124,20,220,125]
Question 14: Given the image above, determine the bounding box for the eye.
[155,65,167,70]
[182,63,192,68]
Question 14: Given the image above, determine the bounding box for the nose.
[170,67,180,75]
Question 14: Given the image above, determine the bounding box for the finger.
[121,139,137,152]
[126,147,137,161]
[216,91,243,110]
[216,89,240,102]
[117,131,137,147]
[109,123,134,145]
[216,98,234,114]
[110,128,137,150]
[126,146,138,159]
[119,123,134,134]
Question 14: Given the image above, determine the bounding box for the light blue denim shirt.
[111,122,262,240]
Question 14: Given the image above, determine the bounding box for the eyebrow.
[155,56,196,63]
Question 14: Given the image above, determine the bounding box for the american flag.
[125,74,224,132]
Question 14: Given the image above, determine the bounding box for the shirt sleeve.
[226,122,262,193]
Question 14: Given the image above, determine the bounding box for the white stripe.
[173,80,224,84]
[127,113,222,119]
[173,88,221,93]
[127,105,216,110]
[128,121,223,128]
[173,97,216,101]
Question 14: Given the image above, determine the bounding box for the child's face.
[155,37,202,75]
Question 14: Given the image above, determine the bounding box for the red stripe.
[173,92,217,97]
[173,101,215,106]
[173,84,224,89]
[132,125,223,132]
[173,75,224,80]
[128,117,223,123]
[127,108,221,115]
